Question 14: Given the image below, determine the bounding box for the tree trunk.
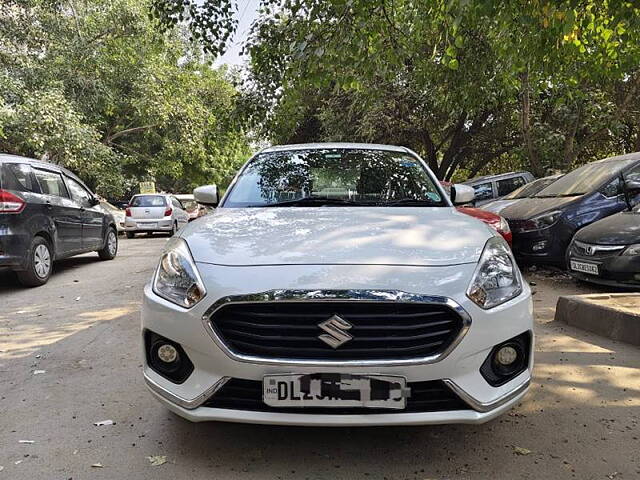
[562,105,581,170]
[520,69,544,177]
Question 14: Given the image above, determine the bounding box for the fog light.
[532,240,548,252]
[496,345,518,366]
[157,344,178,363]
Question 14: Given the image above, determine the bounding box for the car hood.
[481,199,520,215]
[181,207,493,267]
[500,196,580,220]
[575,210,640,245]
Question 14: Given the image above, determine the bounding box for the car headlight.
[515,210,562,233]
[152,237,206,308]
[467,236,523,309]
[622,244,640,256]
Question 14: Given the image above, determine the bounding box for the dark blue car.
[500,152,640,265]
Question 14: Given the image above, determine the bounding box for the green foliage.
[155,0,640,179]
[0,0,250,198]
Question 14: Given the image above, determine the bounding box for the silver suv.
[463,171,535,206]
[124,194,189,238]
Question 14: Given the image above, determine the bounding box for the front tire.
[17,236,53,287]
[98,228,118,260]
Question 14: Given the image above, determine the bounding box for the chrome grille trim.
[201,289,472,367]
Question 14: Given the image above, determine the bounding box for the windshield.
[130,195,166,207]
[503,176,558,200]
[181,200,198,211]
[223,149,446,207]
[535,160,635,198]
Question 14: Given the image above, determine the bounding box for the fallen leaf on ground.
[147,455,167,466]
[93,420,114,426]
[33,370,46,375]
[91,463,104,468]
[513,446,532,455]
[18,440,34,444]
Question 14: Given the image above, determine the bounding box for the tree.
[0,0,250,197]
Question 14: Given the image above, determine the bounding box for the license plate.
[570,260,599,275]
[137,222,157,229]
[263,373,408,409]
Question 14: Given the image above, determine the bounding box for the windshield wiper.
[256,197,370,207]
[384,198,441,207]
[535,193,584,198]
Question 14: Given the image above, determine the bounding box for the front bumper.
[141,263,534,425]
[567,250,640,288]
[510,224,569,265]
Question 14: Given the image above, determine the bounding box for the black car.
[501,152,640,265]
[0,154,118,286]
[567,203,640,288]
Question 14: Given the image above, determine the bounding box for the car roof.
[260,143,412,154]
[463,171,533,184]
[0,153,86,186]
[592,151,640,164]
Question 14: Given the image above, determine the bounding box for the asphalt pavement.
[1,236,639,479]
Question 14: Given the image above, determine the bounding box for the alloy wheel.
[34,244,51,278]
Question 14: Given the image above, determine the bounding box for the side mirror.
[624,178,640,195]
[451,184,475,205]
[89,196,100,207]
[194,184,218,206]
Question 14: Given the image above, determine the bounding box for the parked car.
[175,193,203,221]
[481,174,563,215]
[463,171,535,206]
[440,182,512,245]
[501,153,640,265]
[124,194,189,238]
[0,154,118,286]
[100,201,125,232]
[567,195,640,288]
[142,143,532,426]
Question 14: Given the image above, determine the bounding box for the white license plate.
[570,260,599,275]
[263,374,407,409]
[137,222,157,229]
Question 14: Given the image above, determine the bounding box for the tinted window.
[131,195,166,207]
[1,163,36,192]
[34,169,69,198]
[497,176,526,196]
[536,160,637,197]
[66,177,93,206]
[224,149,445,207]
[473,182,494,201]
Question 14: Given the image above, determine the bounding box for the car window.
[224,149,445,207]
[497,176,526,196]
[1,163,36,192]
[33,168,69,198]
[66,177,93,206]
[171,198,183,209]
[131,195,167,207]
[472,182,494,201]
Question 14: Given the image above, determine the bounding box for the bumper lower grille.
[207,301,465,361]
[203,378,469,414]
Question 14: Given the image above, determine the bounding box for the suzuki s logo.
[318,315,353,349]
[585,245,595,256]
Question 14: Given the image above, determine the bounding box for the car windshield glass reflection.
[504,178,552,199]
[223,149,446,207]
[131,195,166,207]
[535,160,635,198]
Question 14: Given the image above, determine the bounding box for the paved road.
[1,237,639,479]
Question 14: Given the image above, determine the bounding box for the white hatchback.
[141,143,533,426]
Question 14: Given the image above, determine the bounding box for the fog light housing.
[145,330,194,384]
[531,240,548,252]
[481,332,531,387]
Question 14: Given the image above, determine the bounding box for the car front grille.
[206,301,465,361]
[203,378,469,414]
[570,241,625,260]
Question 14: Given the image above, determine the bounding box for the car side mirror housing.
[194,184,218,206]
[451,184,475,205]
[89,196,100,207]
[624,178,640,195]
